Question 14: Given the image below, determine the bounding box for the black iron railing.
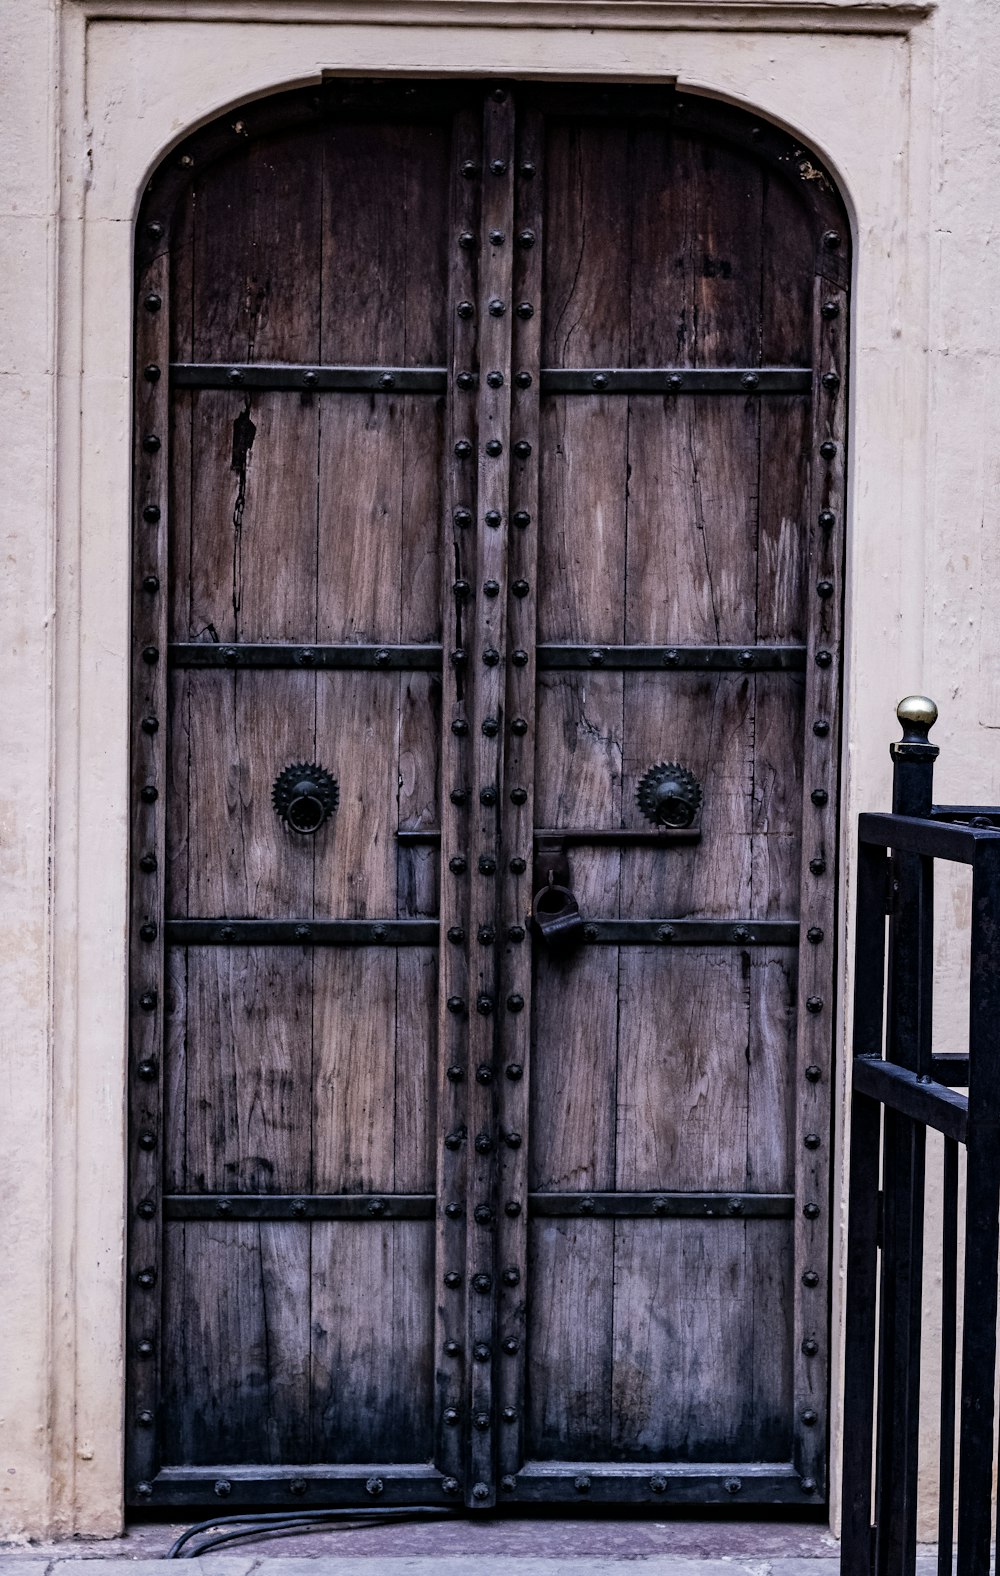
[842,698,1000,1576]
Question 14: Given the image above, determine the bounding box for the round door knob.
[272,762,339,835]
[636,761,703,829]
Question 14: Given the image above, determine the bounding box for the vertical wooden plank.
[527,1219,614,1459]
[127,250,171,1499]
[313,670,398,919]
[313,949,399,1193]
[394,947,439,1194]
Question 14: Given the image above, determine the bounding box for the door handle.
[532,838,586,951]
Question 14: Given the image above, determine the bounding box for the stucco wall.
[1,0,997,1542]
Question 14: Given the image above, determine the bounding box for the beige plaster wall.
[1,0,998,1542]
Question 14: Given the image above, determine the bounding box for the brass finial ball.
[896,695,938,731]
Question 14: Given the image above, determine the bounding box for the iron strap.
[162,1190,791,1222]
[536,644,807,672]
[582,920,799,946]
[169,642,442,671]
[164,919,437,946]
[541,367,811,395]
[170,363,447,392]
[529,1191,793,1219]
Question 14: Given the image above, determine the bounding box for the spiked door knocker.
[637,761,703,829]
[272,762,339,835]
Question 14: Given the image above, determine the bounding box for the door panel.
[129,79,848,1511]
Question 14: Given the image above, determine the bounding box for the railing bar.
[937,1136,959,1576]
[859,814,980,864]
[851,1061,968,1144]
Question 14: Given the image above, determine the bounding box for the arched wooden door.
[129,79,849,1512]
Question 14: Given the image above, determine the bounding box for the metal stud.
[444,1271,462,1289]
[136,1337,155,1356]
[819,440,837,460]
[513,510,530,528]
[484,580,500,598]
[445,1202,463,1218]
[807,926,824,943]
[379,373,395,391]
[815,650,833,668]
[141,575,160,593]
[139,921,157,941]
[456,371,475,391]
[514,372,532,390]
[479,855,497,876]
[474,1341,491,1361]
[143,363,161,383]
[502,1407,517,1423]
[475,1067,493,1088]
[512,579,529,598]
[520,161,536,178]
[811,789,829,806]
[480,787,497,808]
[447,994,466,1012]
[472,1482,490,1501]
[802,1270,820,1288]
[813,719,830,737]
[804,1132,821,1149]
[482,718,499,738]
[136,1267,157,1289]
[443,1477,461,1495]
[457,301,475,319]
[510,787,527,805]
[809,856,827,875]
[502,1336,519,1354]
[226,369,243,386]
[474,1199,493,1219]
[459,232,476,250]
[477,993,494,1014]
[806,996,824,1014]
[822,372,841,393]
[472,1272,492,1292]
[455,508,472,529]
[449,856,467,874]
[506,1062,523,1080]
[366,1478,385,1498]
[823,229,841,250]
[513,440,532,458]
[139,989,158,1012]
[483,650,500,674]
[487,371,504,389]
[143,504,161,523]
[475,1133,493,1154]
[485,510,502,528]
[515,302,534,320]
[144,292,162,312]
[821,300,840,319]
[451,648,467,667]
[485,439,503,457]
[741,372,760,389]
[511,718,528,736]
[819,510,836,529]
[490,158,508,176]
[142,646,159,665]
[802,1338,819,1356]
[137,1408,155,1426]
[142,433,161,454]
[137,1057,158,1079]
[592,373,609,390]
[303,371,318,388]
[489,299,506,317]
[455,439,473,458]
[802,1408,819,1425]
[137,1199,156,1220]
[446,1062,464,1079]
[509,858,526,875]
[504,1200,521,1216]
[135,1482,153,1500]
[507,926,525,944]
[574,1476,591,1495]
[817,580,834,598]
[507,993,525,1012]
[489,229,505,245]
[450,788,468,806]
[504,1130,522,1149]
[474,1412,491,1431]
[460,160,479,179]
[803,1201,821,1219]
[451,720,468,739]
[138,853,157,873]
[444,1342,461,1358]
[650,1476,667,1494]
[512,649,528,667]
[806,1064,822,1082]
[501,1267,520,1287]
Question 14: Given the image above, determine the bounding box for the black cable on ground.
[166,1504,461,1559]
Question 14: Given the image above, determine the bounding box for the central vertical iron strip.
[462,86,517,1512]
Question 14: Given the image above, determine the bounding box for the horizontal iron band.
[140,1467,448,1509]
[396,828,701,848]
[512,1464,810,1506]
[585,920,799,946]
[165,920,437,947]
[541,367,811,395]
[530,1191,792,1219]
[170,642,442,671]
[852,1058,969,1144]
[537,644,807,672]
[171,362,447,393]
[164,1194,435,1221]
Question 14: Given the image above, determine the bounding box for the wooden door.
[129,80,848,1512]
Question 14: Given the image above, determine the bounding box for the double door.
[128,78,848,1510]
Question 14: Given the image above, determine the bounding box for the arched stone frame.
[30,3,936,1538]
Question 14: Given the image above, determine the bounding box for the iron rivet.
[484,579,500,598]
[511,718,528,736]
[802,1338,819,1357]
[579,1197,596,1215]
[142,646,159,665]
[810,856,827,875]
[512,579,529,598]
[379,372,395,390]
[738,650,754,669]
[518,229,536,248]
[663,650,679,667]
[444,1271,462,1289]
[451,719,469,737]
[507,993,525,1012]
[485,439,503,457]
[142,433,161,454]
[817,580,834,598]
[520,161,536,178]
[472,1482,490,1501]
[490,158,508,176]
[823,229,841,249]
[474,1341,491,1361]
[221,646,238,665]
[219,925,235,941]
[575,923,594,941]
[135,1482,153,1499]
[504,1200,522,1217]
[139,921,158,941]
[811,789,829,806]
[473,1272,492,1292]
[489,299,506,317]
[822,371,840,393]
[145,221,164,240]
[656,925,675,943]
[303,371,318,388]
[514,440,532,458]
[588,649,606,666]
[515,372,532,389]
[487,371,504,389]
[141,575,160,593]
[460,160,479,179]
[515,302,534,320]
[727,1197,745,1216]
[803,1201,821,1220]
[509,858,526,876]
[502,1336,519,1354]
[474,1412,491,1431]
[485,511,502,529]
[475,1133,493,1155]
[458,231,475,250]
[807,926,824,943]
[732,925,750,942]
[819,510,836,529]
[502,1407,517,1423]
[489,229,505,245]
[475,1064,493,1087]
[455,439,473,458]
[138,983,157,1007]
[445,1201,463,1218]
[505,1130,522,1149]
[803,1270,820,1288]
[667,373,683,391]
[136,1338,155,1357]
[574,1476,591,1495]
[510,788,527,806]
[447,994,466,1013]
[806,996,824,1014]
[294,924,311,942]
[289,1479,307,1497]
[137,1200,155,1220]
[451,647,467,667]
[217,1199,232,1215]
[139,854,157,874]
[821,300,840,319]
[478,854,497,875]
[454,509,472,529]
[804,1132,821,1149]
[819,440,837,460]
[815,649,833,668]
[513,511,531,528]
[741,372,759,389]
[226,368,244,386]
[443,1477,460,1495]
[444,1343,461,1360]
[512,649,529,667]
[650,1476,667,1494]
[366,1477,384,1497]
[477,993,494,1014]
[502,1267,520,1287]
[507,925,525,944]
[480,787,497,807]
[368,1197,386,1216]
[137,1057,157,1080]
[450,788,468,805]
[813,719,830,737]
[506,1063,523,1081]
[137,1409,155,1427]
[592,373,609,390]
[802,1408,819,1425]
[457,301,475,319]
[446,1063,464,1081]
[725,1478,743,1495]
[214,1480,231,1499]
[143,504,161,523]
[806,1065,822,1082]
[478,924,496,943]
[143,292,162,313]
